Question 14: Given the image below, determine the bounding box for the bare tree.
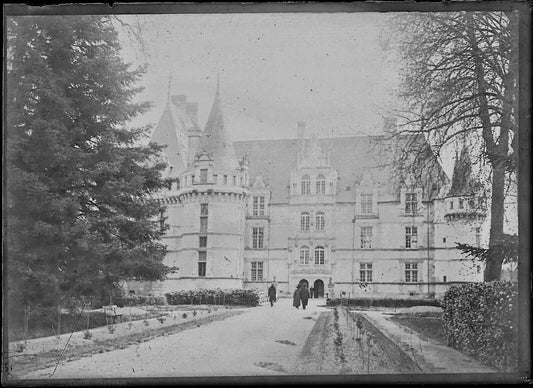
[384,11,518,281]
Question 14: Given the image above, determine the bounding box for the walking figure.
[268,283,277,307]
[293,284,301,309]
[300,283,309,310]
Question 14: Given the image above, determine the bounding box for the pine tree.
[6,15,169,316]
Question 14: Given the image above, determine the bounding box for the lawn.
[388,313,448,346]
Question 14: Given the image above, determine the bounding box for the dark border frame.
[3,1,531,386]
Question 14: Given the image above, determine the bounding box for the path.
[361,310,496,373]
[20,298,328,379]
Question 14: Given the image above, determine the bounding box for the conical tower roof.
[151,102,188,175]
[196,79,238,171]
[447,145,479,197]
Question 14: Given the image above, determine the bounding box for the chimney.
[171,94,187,107]
[185,102,199,128]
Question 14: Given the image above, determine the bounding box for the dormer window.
[361,194,373,214]
[301,175,311,195]
[252,196,265,216]
[316,175,326,195]
[200,169,208,183]
[405,193,418,214]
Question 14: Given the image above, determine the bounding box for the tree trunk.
[485,161,506,281]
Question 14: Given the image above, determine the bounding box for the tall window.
[360,263,373,282]
[361,194,373,214]
[316,175,326,195]
[199,236,207,248]
[252,227,264,249]
[459,199,464,209]
[300,212,310,232]
[405,226,418,248]
[159,207,166,232]
[223,175,228,185]
[475,227,481,248]
[299,247,310,264]
[450,200,454,210]
[200,217,208,233]
[405,263,418,283]
[252,196,265,216]
[198,251,207,277]
[301,175,311,195]
[405,193,418,214]
[315,212,325,231]
[251,262,263,281]
[360,226,373,249]
[201,203,209,216]
[200,169,208,183]
[314,246,325,265]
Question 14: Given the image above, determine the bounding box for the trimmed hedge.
[326,297,442,308]
[113,295,167,307]
[166,288,260,307]
[442,281,518,371]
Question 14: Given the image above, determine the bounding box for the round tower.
[175,80,249,290]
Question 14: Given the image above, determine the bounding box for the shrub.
[113,295,167,307]
[326,297,442,308]
[166,288,260,306]
[83,330,93,340]
[442,281,518,371]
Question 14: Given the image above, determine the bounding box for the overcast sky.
[117,12,402,142]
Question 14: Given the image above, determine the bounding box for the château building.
[127,83,487,299]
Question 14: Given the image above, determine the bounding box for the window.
[192,174,196,184]
[198,251,207,277]
[314,246,325,265]
[475,227,481,248]
[200,217,208,233]
[213,174,218,183]
[199,236,207,248]
[201,203,209,216]
[301,175,311,195]
[159,207,166,232]
[252,196,265,216]
[361,194,373,214]
[405,193,418,214]
[200,169,208,183]
[233,176,237,185]
[198,262,206,277]
[316,175,326,195]
[223,175,228,185]
[252,227,264,249]
[251,262,263,281]
[405,263,418,282]
[360,226,373,249]
[315,212,325,231]
[300,212,310,232]
[405,226,418,248]
[450,201,454,210]
[360,263,373,282]
[459,199,464,209]
[443,275,447,282]
[299,247,310,264]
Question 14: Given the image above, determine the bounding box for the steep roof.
[234,136,447,204]
[196,84,239,171]
[447,146,479,197]
[151,102,192,176]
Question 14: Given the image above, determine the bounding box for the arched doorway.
[314,279,325,298]
[299,279,309,288]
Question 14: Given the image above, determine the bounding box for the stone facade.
[126,86,487,299]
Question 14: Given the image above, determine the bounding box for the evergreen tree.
[6,15,169,315]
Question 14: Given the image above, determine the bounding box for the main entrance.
[313,279,325,298]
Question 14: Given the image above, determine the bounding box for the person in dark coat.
[293,284,301,309]
[300,283,310,310]
[268,284,277,307]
